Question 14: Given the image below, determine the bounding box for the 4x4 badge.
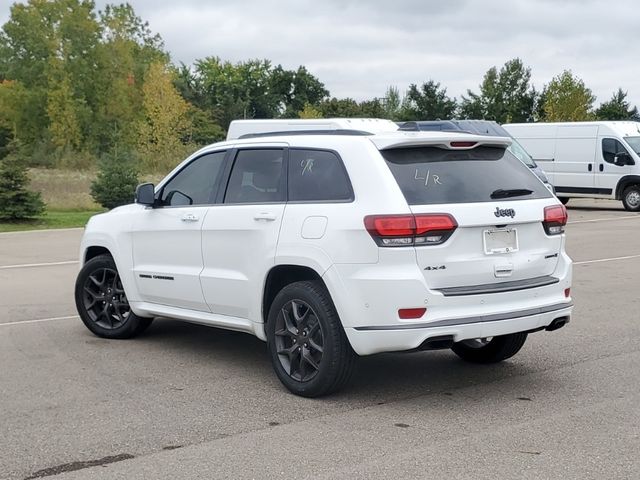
[494,207,516,218]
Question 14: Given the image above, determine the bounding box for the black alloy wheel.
[274,299,324,382]
[75,254,152,338]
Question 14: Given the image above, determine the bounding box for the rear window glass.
[288,149,353,202]
[381,146,552,205]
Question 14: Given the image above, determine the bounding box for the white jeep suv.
[75,120,573,397]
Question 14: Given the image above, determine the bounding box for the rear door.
[200,146,286,319]
[381,145,561,291]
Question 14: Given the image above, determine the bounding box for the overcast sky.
[2,0,639,107]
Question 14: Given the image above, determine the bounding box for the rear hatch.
[377,139,564,294]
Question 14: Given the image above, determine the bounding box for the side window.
[602,138,630,164]
[160,151,226,206]
[288,149,353,202]
[224,149,285,204]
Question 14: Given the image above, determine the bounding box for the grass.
[0,168,163,232]
[0,209,104,232]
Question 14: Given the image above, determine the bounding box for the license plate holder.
[483,228,518,254]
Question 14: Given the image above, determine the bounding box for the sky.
[2,0,639,108]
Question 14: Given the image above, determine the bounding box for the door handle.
[599,164,604,172]
[181,213,199,222]
[253,212,277,221]
[588,164,592,172]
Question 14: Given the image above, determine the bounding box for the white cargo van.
[227,118,399,140]
[504,121,640,211]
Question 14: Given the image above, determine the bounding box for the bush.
[0,154,46,220]
[90,153,140,209]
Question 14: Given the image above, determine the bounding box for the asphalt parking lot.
[1,198,639,480]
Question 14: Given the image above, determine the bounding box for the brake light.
[364,214,457,247]
[543,205,568,235]
[450,141,477,148]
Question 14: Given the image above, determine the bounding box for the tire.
[621,185,640,212]
[558,197,570,205]
[74,254,153,339]
[451,333,527,364]
[266,280,357,397]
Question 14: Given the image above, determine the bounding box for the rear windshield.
[381,146,552,205]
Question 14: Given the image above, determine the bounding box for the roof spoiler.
[372,134,512,151]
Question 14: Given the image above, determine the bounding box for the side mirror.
[135,183,156,206]
[614,152,633,166]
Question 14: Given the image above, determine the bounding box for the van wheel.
[451,333,527,364]
[266,280,357,397]
[558,197,570,205]
[74,254,153,339]
[621,185,640,212]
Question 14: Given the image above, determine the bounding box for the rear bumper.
[344,303,572,355]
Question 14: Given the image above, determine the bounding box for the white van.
[504,121,640,211]
[227,118,399,140]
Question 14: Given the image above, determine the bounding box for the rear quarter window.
[381,146,552,205]
[288,149,353,202]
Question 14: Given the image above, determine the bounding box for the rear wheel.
[75,254,153,339]
[266,280,356,397]
[558,197,570,205]
[451,333,527,364]
[621,185,640,212]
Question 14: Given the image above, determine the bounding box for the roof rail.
[238,129,372,139]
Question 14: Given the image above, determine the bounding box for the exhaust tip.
[417,335,455,350]
[546,316,570,332]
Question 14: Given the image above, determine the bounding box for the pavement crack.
[23,453,135,479]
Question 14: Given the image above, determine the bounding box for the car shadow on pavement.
[137,319,540,404]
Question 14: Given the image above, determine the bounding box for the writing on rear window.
[414,169,443,186]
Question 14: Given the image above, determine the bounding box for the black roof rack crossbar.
[238,129,373,139]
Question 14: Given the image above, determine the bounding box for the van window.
[382,146,552,205]
[288,149,353,202]
[623,136,640,156]
[602,138,631,164]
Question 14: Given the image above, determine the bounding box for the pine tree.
[0,151,45,220]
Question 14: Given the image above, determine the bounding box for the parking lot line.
[0,315,79,327]
[574,253,640,265]
[568,215,640,224]
[0,260,79,270]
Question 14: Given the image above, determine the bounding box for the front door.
[200,147,287,320]
[131,150,228,311]
[596,137,635,196]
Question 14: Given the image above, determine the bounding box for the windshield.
[624,136,640,156]
[507,138,536,168]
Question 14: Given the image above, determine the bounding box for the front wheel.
[451,333,527,364]
[621,185,640,212]
[74,254,153,339]
[266,280,356,397]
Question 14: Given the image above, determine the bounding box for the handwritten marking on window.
[414,169,443,186]
[301,158,314,176]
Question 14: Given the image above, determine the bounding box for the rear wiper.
[490,188,534,199]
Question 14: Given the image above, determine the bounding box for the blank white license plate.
[483,228,518,254]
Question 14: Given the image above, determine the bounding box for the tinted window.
[161,151,226,206]
[288,149,353,202]
[224,149,285,203]
[602,138,630,164]
[382,146,552,205]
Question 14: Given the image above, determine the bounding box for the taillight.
[364,214,457,247]
[543,205,568,235]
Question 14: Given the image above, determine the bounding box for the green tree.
[401,80,457,120]
[90,152,139,209]
[382,86,402,121]
[596,88,639,121]
[137,62,193,172]
[317,98,363,117]
[0,150,45,220]
[460,58,536,122]
[543,70,595,121]
[299,103,323,119]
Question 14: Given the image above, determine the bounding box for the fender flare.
[615,175,640,199]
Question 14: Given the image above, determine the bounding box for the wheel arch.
[615,175,640,199]
[262,264,326,325]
